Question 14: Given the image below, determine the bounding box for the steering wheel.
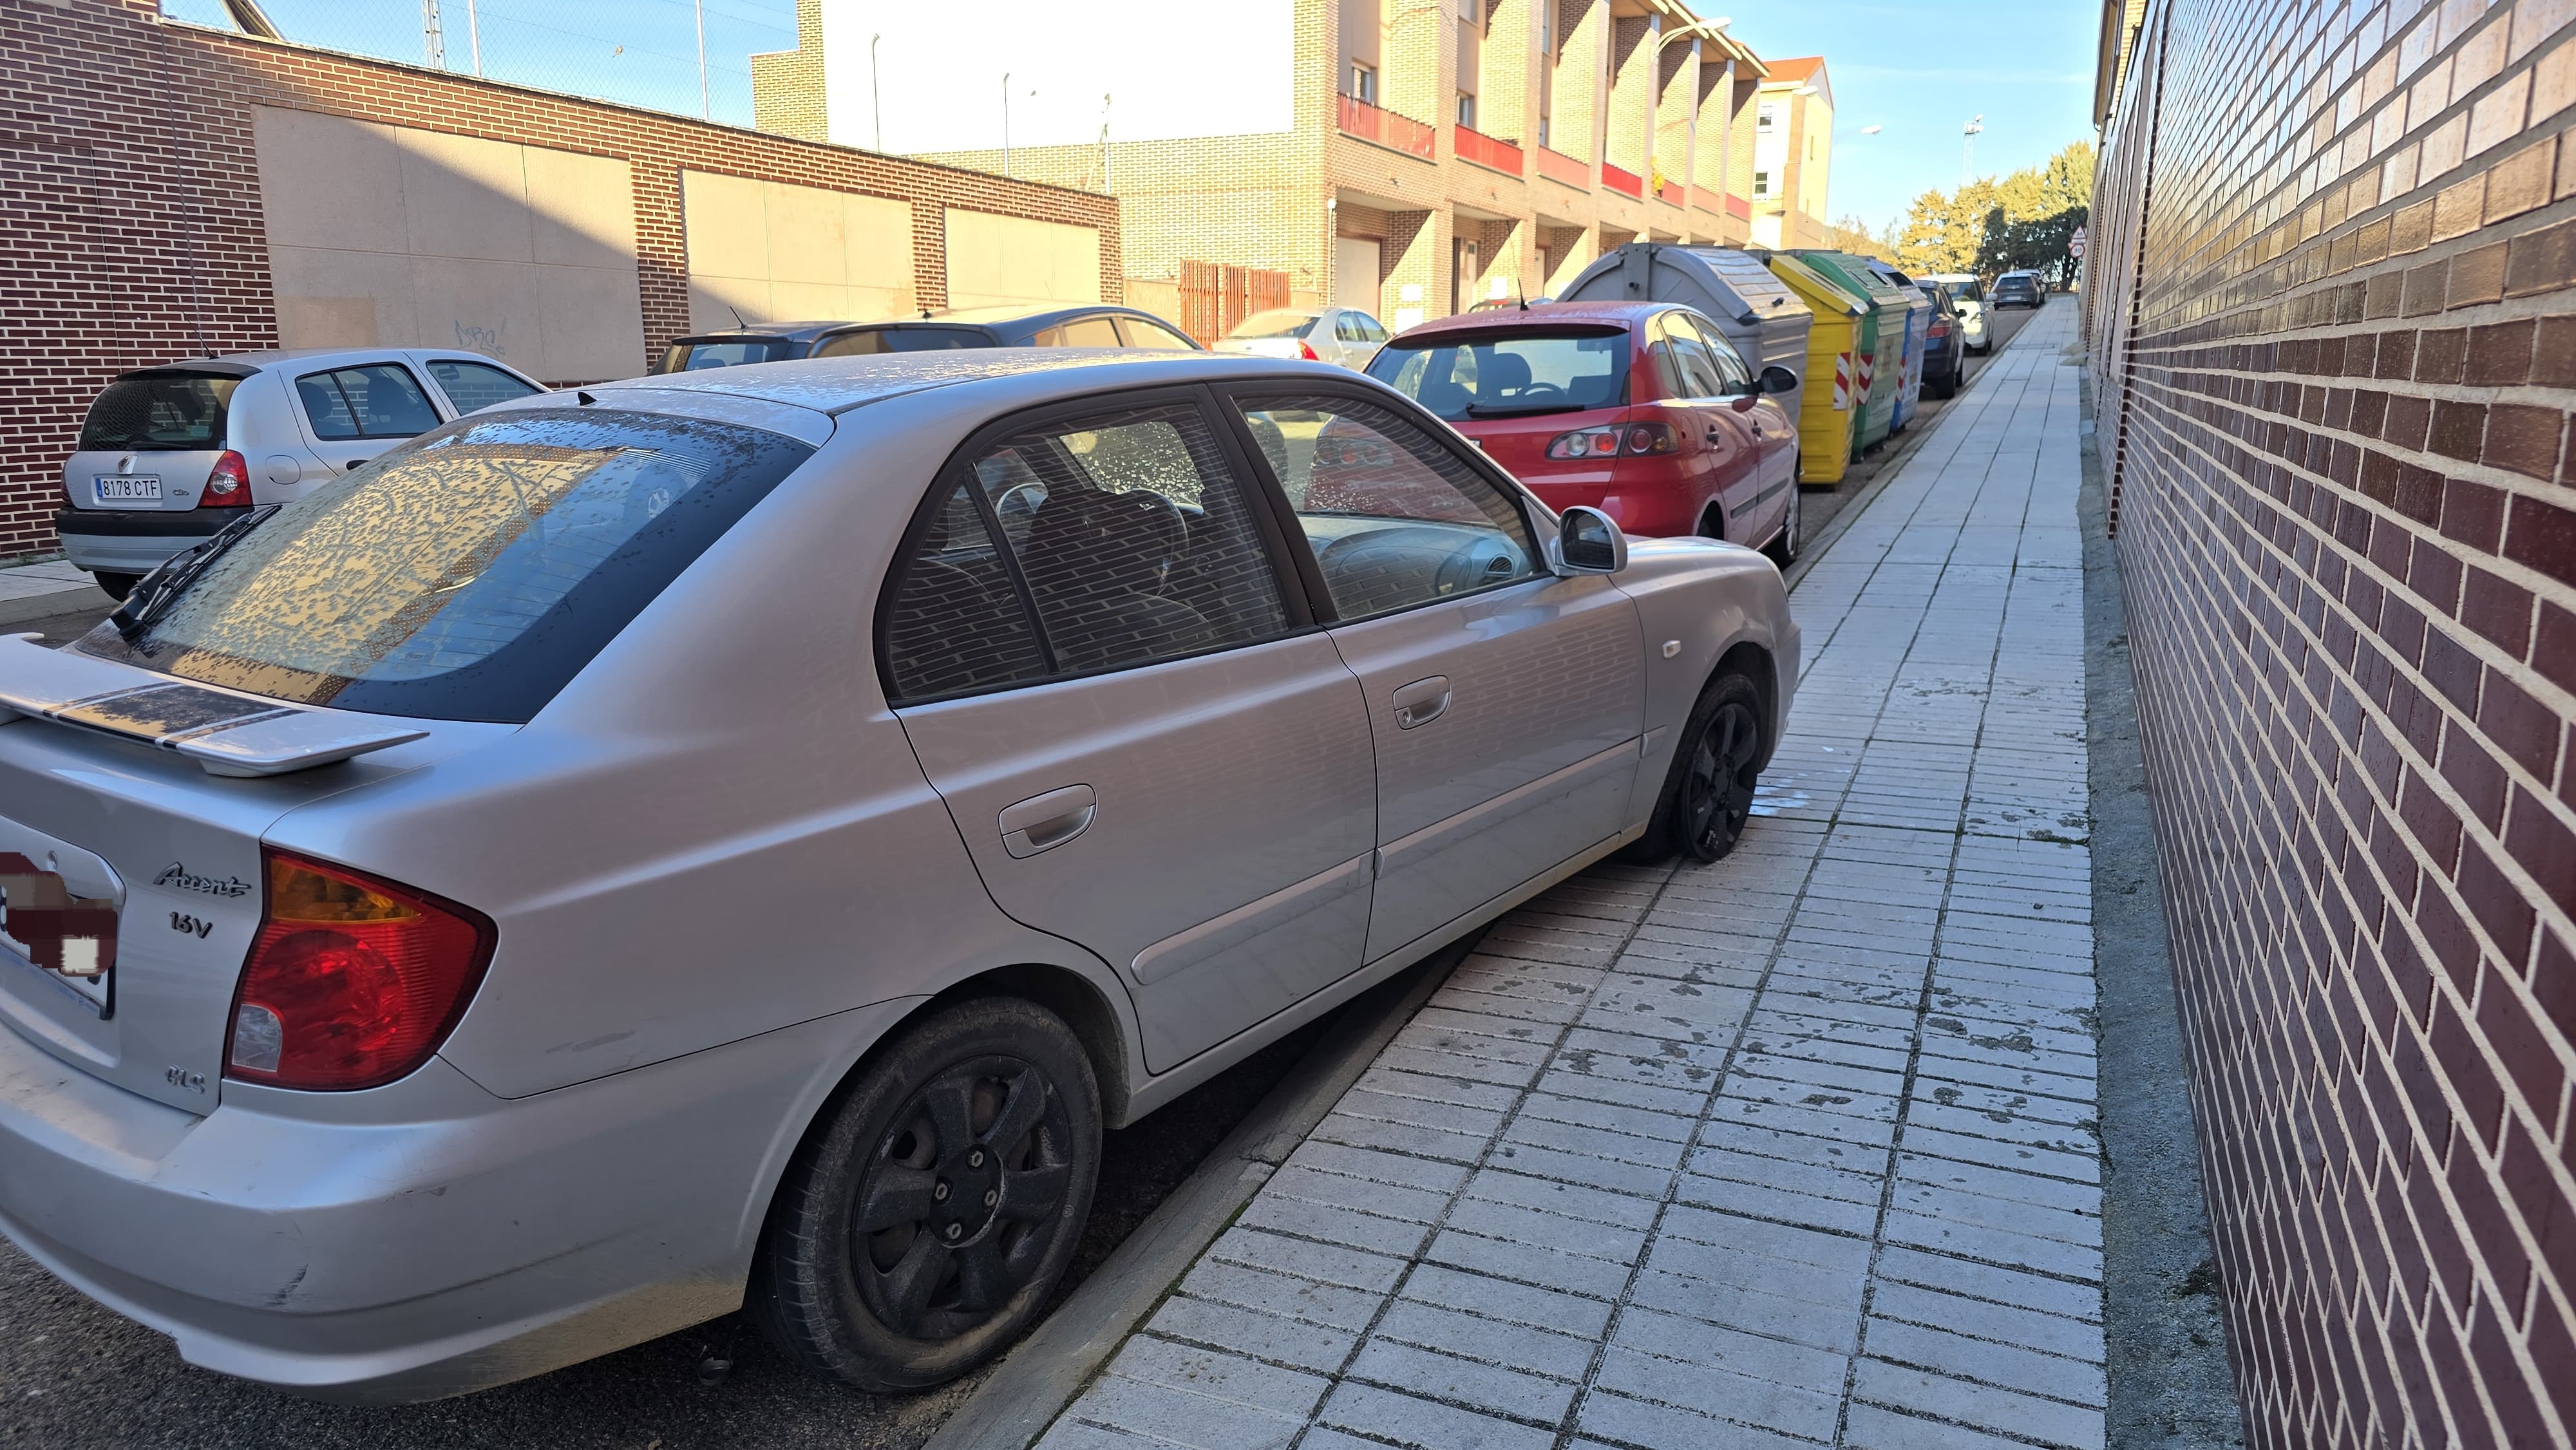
[994,479,1048,523]
[1513,382,1568,402]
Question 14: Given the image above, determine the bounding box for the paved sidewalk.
[0,558,111,626]
[1041,301,2101,1450]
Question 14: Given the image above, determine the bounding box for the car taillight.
[1298,340,1320,362]
[1928,318,1953,338]
[225,849,496,1091]
[202,450,252,507]
[1546,422,1678,460]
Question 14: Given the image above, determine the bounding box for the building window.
[1752,170,1771,196]
[1757,102,1778,131]
[1351,63,1378,104]
[1540,6,1551,52]
[1457,91,1477,129]
[1538,113,1551,147]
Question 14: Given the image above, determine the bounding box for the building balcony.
[1727,193,1752,219]
[1338,92,1435,162]
[1534,145,1589,188]
[1652,175,1685,207]
[1689,185,1723,216]
[1453,124,1524,176]
[1600,162,1643,198]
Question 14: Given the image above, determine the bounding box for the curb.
[922,937,1472,1450]
[1780,299,2040,595]
[0,585,111,629]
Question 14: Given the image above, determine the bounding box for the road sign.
[2070,225,2088,259]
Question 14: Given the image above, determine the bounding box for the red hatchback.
[1365,302,1803,559]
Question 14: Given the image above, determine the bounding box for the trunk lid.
[1452,406,1625,494]
[63,366,249,513]
[0,652,509,1115]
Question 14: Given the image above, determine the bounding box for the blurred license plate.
[93,475,162,504]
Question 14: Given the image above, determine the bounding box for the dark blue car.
[654,303,1201,373]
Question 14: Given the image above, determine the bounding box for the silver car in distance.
[0,350,1798,1402]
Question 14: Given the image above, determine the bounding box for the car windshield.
[660,337,804,372]
[80,409,813,723]
[811,326,990,358]
[1230,310,1318,340]
[1367,331,1631,420]
[79,374,240,451]
[1935,279,1982,301]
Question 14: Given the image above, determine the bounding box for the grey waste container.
[1557,242,1815,426]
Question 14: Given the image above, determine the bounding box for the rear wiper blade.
[111,504,280,641]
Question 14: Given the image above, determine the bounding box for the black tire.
[1625,672,1767,864]
[92,571,139,602]
[1927,368,1957,400]
[751,997,1101,1391]
[1764,475,1803,566]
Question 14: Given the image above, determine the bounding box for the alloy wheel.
[850,1055,1075,1341]
[1680,699,1761,861]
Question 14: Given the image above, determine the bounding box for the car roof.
[573,347,1353,417]
[925,303,1170,328]
[1390,300,1668,341]
[673,321,869,344]
[113,346,518,379]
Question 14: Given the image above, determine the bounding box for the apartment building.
[1748,55,1833,249]
[754,0,1789,334]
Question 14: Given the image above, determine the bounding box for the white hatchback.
[1213,307,1390,371]
[55,348,543,598]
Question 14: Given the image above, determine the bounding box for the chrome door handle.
[999,784,1096,858]
[1390,675,1450,730]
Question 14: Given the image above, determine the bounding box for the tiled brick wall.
[2090,0,2576,1442]
[0,0,1118,558]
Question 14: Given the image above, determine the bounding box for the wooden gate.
[1178,260,1290,344]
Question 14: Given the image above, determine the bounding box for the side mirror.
[1553,505,1628,575]
[1760,364,1798,394]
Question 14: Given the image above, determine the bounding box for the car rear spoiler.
[0,634,424,777]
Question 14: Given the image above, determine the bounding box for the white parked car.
[1920,274,1990,353]
[0,349,1795,1402]
[55,348,544,599]
[1213,306,1390,370]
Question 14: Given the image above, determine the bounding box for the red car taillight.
[1927,317,1953,339]
[225,849,496,1091]
[1298,340,1320,361]
[201,450,252,507]
[1546,422,1678,460]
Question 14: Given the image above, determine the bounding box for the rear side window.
[880,401,1293,699]
[298,364,441,440]
[1052,317,1123,348]
[812,327,989,358]
[661,338,802,372]
[91,410,813,722]
[78,374,240,451]
[428,359,542,414]
[1117,317,1198,350]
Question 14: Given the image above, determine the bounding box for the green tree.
[1893,141,2093,283]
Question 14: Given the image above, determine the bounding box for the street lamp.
[1961,114,1984,187]
[871,34,883,151]
[1654,15,1731,49]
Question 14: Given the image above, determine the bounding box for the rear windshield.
[1230,310,1318,340]
[82,410,813,723]
[1366,331,1631,420]
[811,326,990,359]
[79,374,240,451]
[659,337,805,373]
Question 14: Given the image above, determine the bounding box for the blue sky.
[1727,0,2101,231]
[168,0,2092,231]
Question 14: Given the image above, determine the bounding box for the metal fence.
[160,0,799,130]
[1177,261,1289,346]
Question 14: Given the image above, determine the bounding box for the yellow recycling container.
[1761,252,1866,484]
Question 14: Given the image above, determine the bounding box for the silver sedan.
[0,350,1797,1402]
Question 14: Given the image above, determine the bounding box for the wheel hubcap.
[849,1056,1075,1340]
[1680,701,1761,860]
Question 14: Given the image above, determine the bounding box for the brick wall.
[0,0,1118,558]
[2090,0,2576,1441]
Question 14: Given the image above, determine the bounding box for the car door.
[1650,314,1759,538]
[416,355,544,419]
[1223,385,1646,962]
[1686,315,1796,537]
[886,388,1378,1073]
[290,359,448,474]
